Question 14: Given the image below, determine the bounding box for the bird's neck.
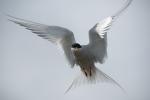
[72,49,81,58]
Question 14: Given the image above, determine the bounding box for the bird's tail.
[65,66,125,93]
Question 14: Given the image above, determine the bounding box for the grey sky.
[0,0,150,100]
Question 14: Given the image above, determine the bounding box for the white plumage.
[7,0,132,93]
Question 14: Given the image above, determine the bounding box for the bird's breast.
[72,50,93,67]
[72,50,96,77]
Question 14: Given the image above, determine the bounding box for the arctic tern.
[7,0,132,93]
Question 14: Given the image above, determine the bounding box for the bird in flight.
[7,0,132,93]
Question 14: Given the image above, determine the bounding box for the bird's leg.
[81,67,88,77]
[84,71,88,77]
[81,67,92,77]
[89,67,92,77]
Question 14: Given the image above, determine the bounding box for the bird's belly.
[73,51,95,77]
[74,53,91,66]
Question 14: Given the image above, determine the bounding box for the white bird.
[7,0,132,93]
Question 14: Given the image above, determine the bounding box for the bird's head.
[71,43,82,51]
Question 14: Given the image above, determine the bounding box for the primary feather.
[87,0,132,64]
[7,15,76,67]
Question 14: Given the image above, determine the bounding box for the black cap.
[72,43,82,48]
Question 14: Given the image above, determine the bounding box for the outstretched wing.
[87,0,132,64]
[7,15,76,67]
[88,17,112,63]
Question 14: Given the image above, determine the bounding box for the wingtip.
[112,0,133,19]
[4,13,27,23]
[3,13,14,19]
[3,13,17,23]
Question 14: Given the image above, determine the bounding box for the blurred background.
[0,0,150,100]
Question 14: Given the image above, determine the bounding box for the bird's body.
[72,46,95,77]
[7,0,133,93]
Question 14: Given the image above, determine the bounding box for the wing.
[88,17,112,63]
[87,0,132,64]
[7,15,76,67]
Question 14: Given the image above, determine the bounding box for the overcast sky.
[0,0,150,100]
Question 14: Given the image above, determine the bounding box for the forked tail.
[65,67,125,93]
